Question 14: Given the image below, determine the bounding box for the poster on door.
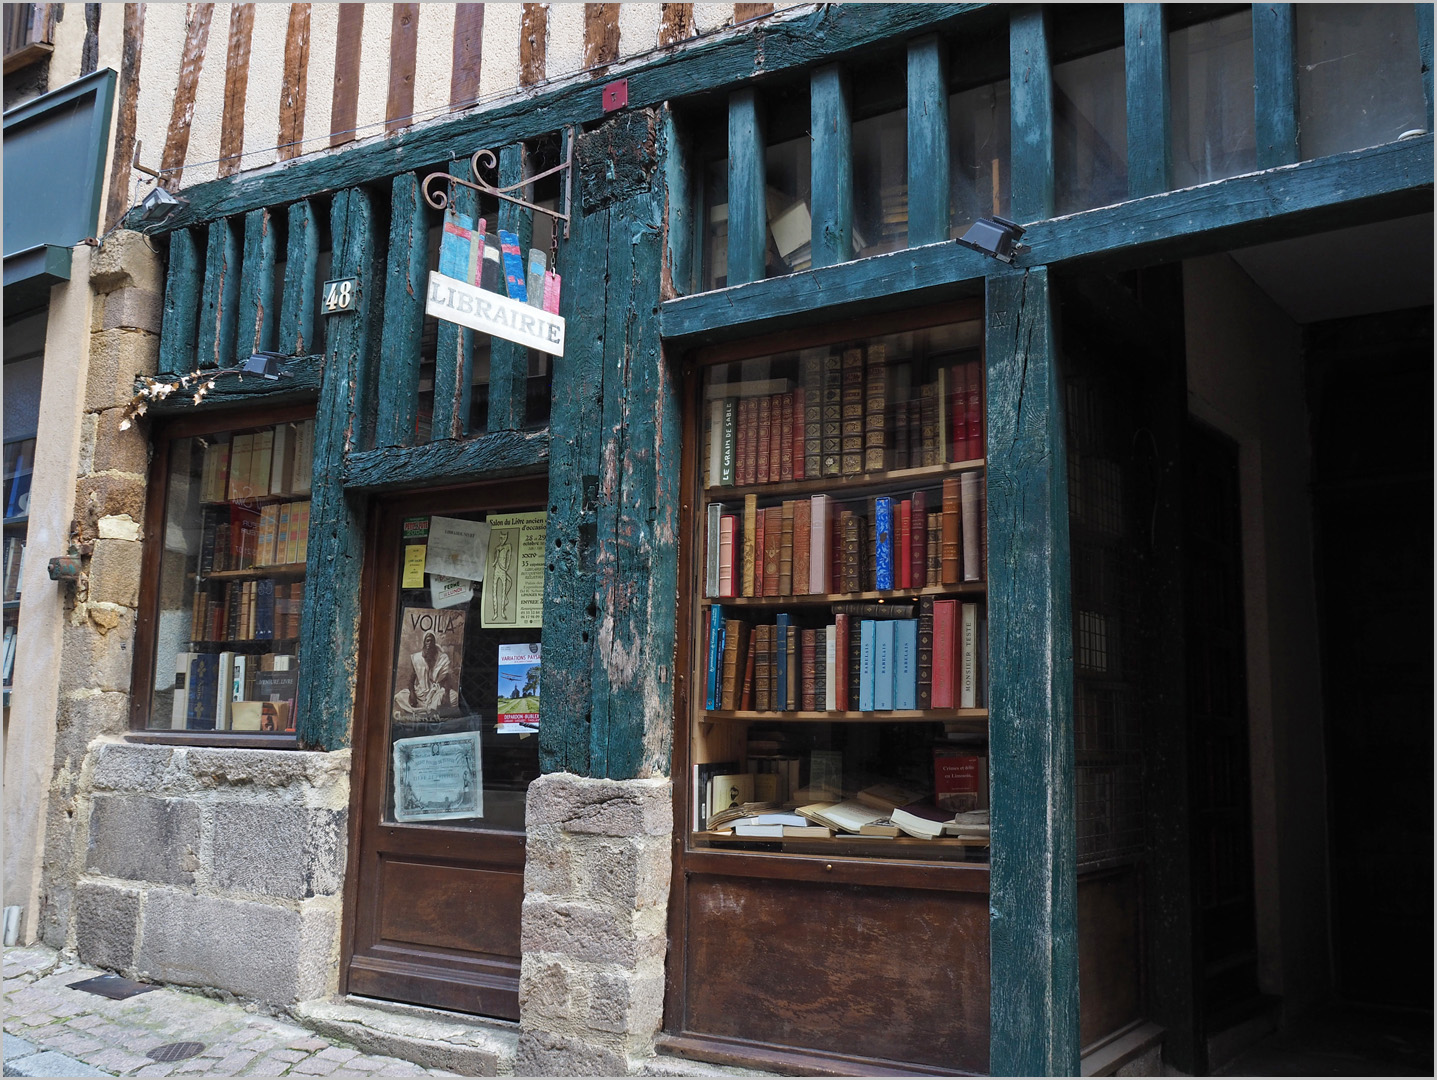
[481,512,546,628]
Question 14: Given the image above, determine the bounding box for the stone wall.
[519,773,672,1075]
[57,743,349,1007]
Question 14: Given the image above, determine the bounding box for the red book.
[780,392,794,482]
[793,498,811,596]
[769,394,784,485]
[763,505,782,596]
[949,363,964,463]
[899,499,912,590]
[934,748,988,813]
[740,635,757,710]
[965,359,982,460]
[792,386,806,481]
[911,490,928,588]
[740,396,759,486]
[756,396,772,484]
[718,515,736,598]
[829,511,842,594]
[932,599,957,708]
[833,613,850,711]
[801,628,818,711]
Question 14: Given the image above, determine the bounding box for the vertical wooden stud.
[236,207,277,357]
[489,143,533,432]
[1416,3,1433,134]
[103,3,145,231]
[330,3,364,147]
[375,173,429,448]
[1253,4,1298,168]
[1009,6,1055,222]
[218,4,254,177]
[985,265,1078,1078]
[520,3,547,87]
[197,217,240,369]
[432,161,478,441]
[450,3,484,109]
[278,4,311,161]
[160,2,213,187]
[159,228,202,375]
[386,4,419,134]
[1124,3,1171,197]
[809,63,852,268]
[907,35,950,247]
[280,199,320,356]
[663,106,696,296]
[295,187,377,752]
[727,87,766,285]
[659,3,694,46]
[584,3,621,69]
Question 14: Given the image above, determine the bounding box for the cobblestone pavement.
[3,947,457,1078]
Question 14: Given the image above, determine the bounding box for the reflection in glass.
[1054,47,1127,215]
[853,108,908,258]
[702,157,729,290]
[1170,11,1256,187]
[949,81,1011,239]
[765,135,813,276]
[1297,4,1426,160]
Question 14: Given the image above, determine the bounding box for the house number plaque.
[321,277,358,315]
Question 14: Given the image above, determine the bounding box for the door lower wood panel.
[680,875,989,1074]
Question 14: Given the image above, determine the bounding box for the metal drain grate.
[147,1042,206,1062]
[66,974,156,1000]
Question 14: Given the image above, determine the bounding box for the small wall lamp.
[956,216,1029,264]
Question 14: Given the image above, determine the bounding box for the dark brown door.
[342,482,545,1018]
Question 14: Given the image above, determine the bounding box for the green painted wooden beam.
[1124,4,1171,198]
[664,110,697,295]
[1417,2,1434,134]
[235,207,277,358]
[907,35,951,248]
[432,160,478,441]
[139,359,323,413]
[985,265,1078,1078]
[345,428,549,490]
[727,87,767,285]
[660,135,1433,342]
[375,173,428,449]
[155,4,986,232]
[1253,4,1298,168]
[1010,7,1055,222]
[158,227,201,375]
[489,143,531,432]
[196,218,240,369]
[295,187,377,752]
[279,200,320,356]
[810,64,853,268]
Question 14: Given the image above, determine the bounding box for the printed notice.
[427,516,490,582]
[402,545,427,588]
[496,643,541,733]
[391,730,483,821]
[430,574,473,609]
[481,511,546,628]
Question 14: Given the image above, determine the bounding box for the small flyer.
[431,574,474,610]
[481,511,546,628]
[391,730,483,821]
[496,643,541,733]
[402,545,427,588]
[427,516,490,582]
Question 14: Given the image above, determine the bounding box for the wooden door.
[342,482,545,1018]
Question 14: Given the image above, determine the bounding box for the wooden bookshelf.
[201,563,307,582]
[201,493,312,509]
[703,708,987,723]
[704,583,984,606]
[705,458,984,500]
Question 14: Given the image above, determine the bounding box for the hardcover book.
[941,477,961,584]
[793,498,811,597]
[873,618,894,711]
[894,618,917,710]
[742,494,758,597]
[874,496,894,590]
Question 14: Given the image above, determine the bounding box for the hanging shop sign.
[425,272,565,356]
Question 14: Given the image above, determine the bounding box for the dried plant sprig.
[118,365,286,430]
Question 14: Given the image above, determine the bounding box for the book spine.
[920,382,938,467]
[763,506,782,597]
[927,510,941,589]
[966,358,983,461]
[822,351,842,477]
[705,502,721,597]
[911,491,928,589]
[961,471,981,583]
[809,494,828,596]
[775,614,789,712]
[756,395,772,484]
[741,395,759,486]
[740,631,757,711]
[864,343,888,473]
[917,597,935,709]
[942,477,961,584]
[834,613,850,711]
[721,618,741,710]
[824,624,837,711]
[779,392,795,482]
[719,398,737,486]
[841,347,865,475]
[754,510,767,599]
[858,620,876,712]
[742,494,758,597]
[801,627,817,711]
[899,499,911,590]
[803,351,824,479]
[786,621,798,711]
[840,510,860,594]
[874,496,894,590]
[873,618,894,711]
[936,368,949,464]
[792,385,806,481]
[707,399,723,490]
[718,515,736,598]
[793,497,811,596]
[499,229,528,300]
[778,501,794,596]
[932,600,956,708]
[961,601,978,709]
[769,394,784,485]
[706,604,722,710]
[895,618,918,710]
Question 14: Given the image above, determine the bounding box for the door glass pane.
[382,507,545,831]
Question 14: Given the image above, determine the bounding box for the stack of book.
[173,650,297,731]
[190,579,303,643]
[201,419,315,504]
[198,500,311,574]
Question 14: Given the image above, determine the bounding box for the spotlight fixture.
[956,215,1029,264]
[134,185,188,227]
[242,351,286,377]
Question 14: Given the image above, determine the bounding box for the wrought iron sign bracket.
[422,129,574,240]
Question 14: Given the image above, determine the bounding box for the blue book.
[874,496,894,590]
[499,229,528,301]
[776,613,790,711]
[858,619,876,712]
[706,605,723,710]
[874,619,895,710]
[439,209,475,280]
[186,653,218,730]
[894,619,918,709]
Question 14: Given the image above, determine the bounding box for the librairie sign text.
[425,271,565,357]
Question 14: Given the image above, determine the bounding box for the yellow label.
[402,544,427,588]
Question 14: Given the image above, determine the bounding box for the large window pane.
[853,108,909,259]
[949,80,1011,238]
[1054,46,1128,215]
[1170,11,1257,187]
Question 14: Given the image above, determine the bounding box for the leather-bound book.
[941,477,961,584]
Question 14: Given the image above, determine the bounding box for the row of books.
[190,580,302,643]
[705,599,986,713]
[702,347,984,488]
[705,475,985,598]
[199,500,311,575]
[3,536,24,601]
[200,420,315,504]
[173,650,297,731]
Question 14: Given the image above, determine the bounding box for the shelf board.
[705,459,984,500]
[695,830,989,851]
[4,515,29,528]
[703,708,987,723]
[202,493,312,508]
[706,583,984,606]
[201,563,307,582]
